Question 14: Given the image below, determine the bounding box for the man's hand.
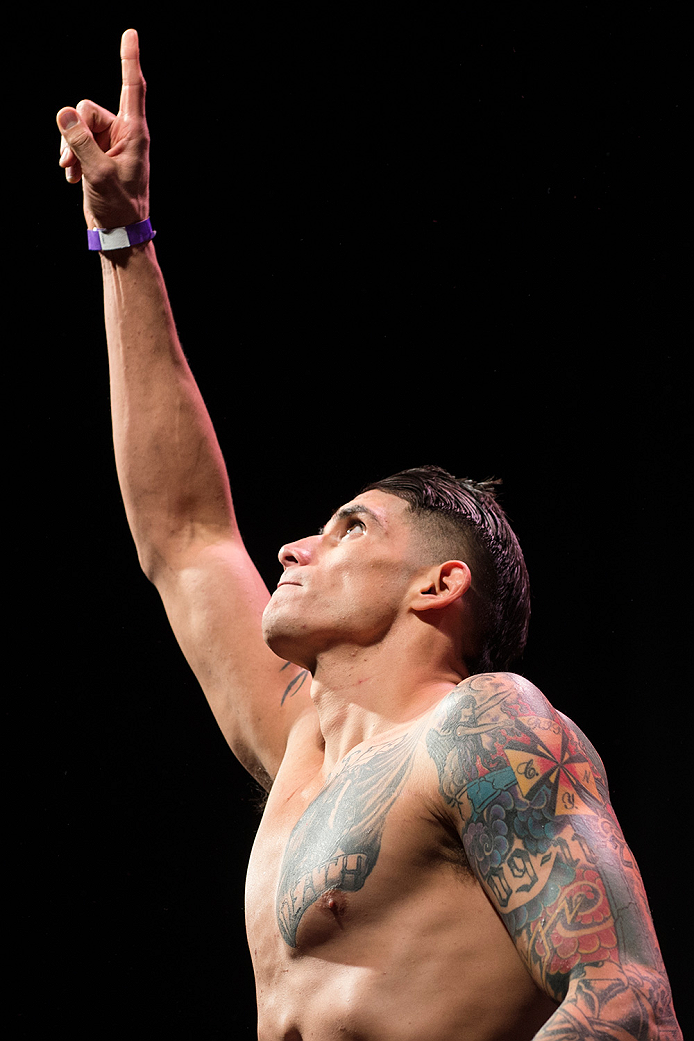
[57,28,150,230]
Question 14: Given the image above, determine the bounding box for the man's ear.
[410,560,472,613]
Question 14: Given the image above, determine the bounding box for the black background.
[14,6,686,1038]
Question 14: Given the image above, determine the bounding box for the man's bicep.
[154,538,312,785]
[493,805,679,1036]
[426,676,673,1013]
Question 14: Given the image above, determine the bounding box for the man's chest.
[246,724,461,953]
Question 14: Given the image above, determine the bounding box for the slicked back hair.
[360,465,530,674]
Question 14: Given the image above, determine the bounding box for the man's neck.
[308,641,466,772]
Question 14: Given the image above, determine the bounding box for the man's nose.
[278,534,319,569]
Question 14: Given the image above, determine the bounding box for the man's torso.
[245,694,557,1040]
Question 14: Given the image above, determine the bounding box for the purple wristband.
[87,218,156,251]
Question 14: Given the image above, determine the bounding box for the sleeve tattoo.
[426,674,681,1040]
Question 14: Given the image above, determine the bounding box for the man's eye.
[343,520,365,538]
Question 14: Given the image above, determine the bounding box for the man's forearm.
[533,963,682,1041]
[102,241,236,577]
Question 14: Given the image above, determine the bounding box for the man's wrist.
[87,217,156,252]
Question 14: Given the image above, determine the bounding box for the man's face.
[261,490,425,670]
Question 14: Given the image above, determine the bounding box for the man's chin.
[261,610,313,672]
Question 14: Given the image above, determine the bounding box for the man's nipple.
[320,889,347,920]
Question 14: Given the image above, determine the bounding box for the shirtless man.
[57,30,681,1040]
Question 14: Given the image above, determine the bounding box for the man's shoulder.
[431,671,553,728]
[426,672,610,808]
[430,672,601,758]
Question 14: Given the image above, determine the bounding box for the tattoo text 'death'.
[276,727,423,947]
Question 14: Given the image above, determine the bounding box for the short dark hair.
[360,465,530,674]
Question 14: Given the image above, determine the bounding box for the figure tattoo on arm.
[426,675,681,1040]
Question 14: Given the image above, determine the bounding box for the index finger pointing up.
[119,28,146,119]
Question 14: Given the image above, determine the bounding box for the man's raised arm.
[56,30,312,788]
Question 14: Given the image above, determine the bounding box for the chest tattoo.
[276,728,422,947]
